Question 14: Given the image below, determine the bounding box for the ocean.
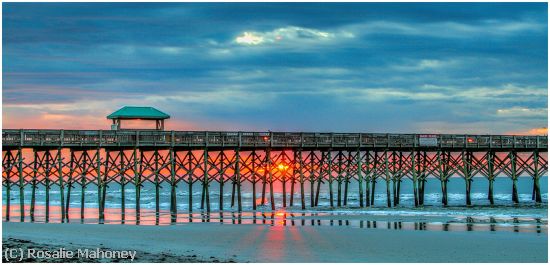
[3,176,547,220]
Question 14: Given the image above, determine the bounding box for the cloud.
[411,121,498,134]
[496,107,548,118]
[2,97,200,130]
[144,88,273,107]
[461,84,547,100]
[234,26,354,46]
[327,87,448,101]
[418,60,443,69]
[3,3,547,134]
[526,127,548,135]
[390,59,459,72]
[98,18,544,60]
[327,84,547,103]
[345,19,546,39]
[157,46,188,54]
[235,32,265,45]
[506,127,548,136]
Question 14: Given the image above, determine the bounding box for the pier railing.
[2,129,548,149]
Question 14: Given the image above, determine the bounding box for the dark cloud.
[2,2,547,133]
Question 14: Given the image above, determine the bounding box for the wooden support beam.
[267,148,275,210]
[57,148,65,222]
[30,150,37,221]
[186,150,193,212]
[281,151,287,208]
[310,151,316,207]
[533,150,542,203]
[18,148,25,222]
[290,151,296,207]
[170,148,177,222]
[135,148,142,224]
[487,151,495,205]
[203,148,211,212]
[370,152,378,206]
[100,149,108,223]
[343,151,351,206]
[298,150,305,210]
[251,151,257,211]
[261,152,267,206]
[236,149,242,212]
[154,150,160,222]
[96,148,103,222]
[437,150,449,206]
[384,151,392,207]
[411,151,418,207]
[337,150,343,207]
[365,151,371,207]
[396,152,403,206]
[231,154,236,208]
[120,150,126,223]
[65,150,75,221]
[462,151,472,206]
[357,150,364,208]
[392,151,398,207]
[219,151,225,211]
[510,151,518,204]
[80,151,87,221]
[327,150,334,208]
[45,150,51,222]
[419,151,427,206]
[314,151,322,207]
[4,151,13,221]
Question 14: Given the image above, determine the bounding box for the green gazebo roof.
[107,106,170,120]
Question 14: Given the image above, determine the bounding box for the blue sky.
[3,2,548,134]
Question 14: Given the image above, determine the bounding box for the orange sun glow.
[277,163,289,171]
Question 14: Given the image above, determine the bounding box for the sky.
[3,2,548,134]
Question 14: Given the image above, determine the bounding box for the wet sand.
[4,204,547,232]
[3,221,548,262]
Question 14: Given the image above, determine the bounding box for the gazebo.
[107,106,170,130]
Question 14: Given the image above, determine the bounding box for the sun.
[235,32,264,45]
[277,163,289,171]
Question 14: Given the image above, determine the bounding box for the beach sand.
[2,237,229,263]
[2,221,547,263]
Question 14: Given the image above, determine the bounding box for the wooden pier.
[2,129,548,223]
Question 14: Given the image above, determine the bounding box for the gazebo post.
[154,119,164,130]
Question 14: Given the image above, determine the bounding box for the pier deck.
[2,129,547,150]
